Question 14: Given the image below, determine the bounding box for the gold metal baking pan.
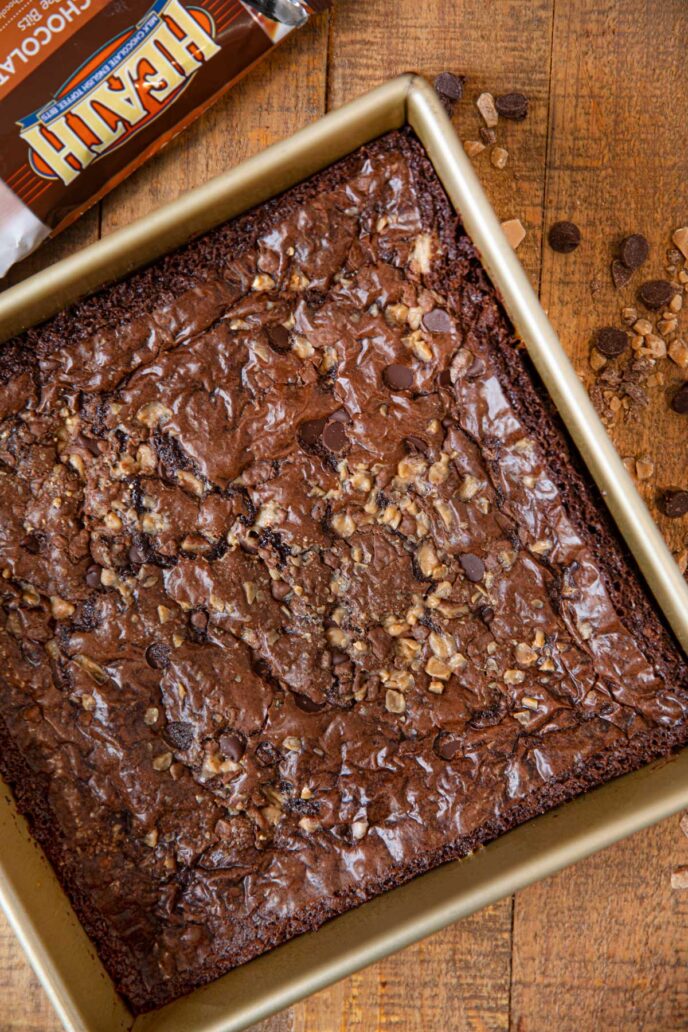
[1,74,688,1032]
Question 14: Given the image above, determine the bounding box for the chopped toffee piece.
[0,130,686,1017]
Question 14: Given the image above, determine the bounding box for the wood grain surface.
[2,1,688,1030]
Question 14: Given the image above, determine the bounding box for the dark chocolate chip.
[403,435,430,456]
[266,323,291,352]
[128,542,147,565]
[219,730,246,761]
[81,435,102,456]
[298,417,327,448]
[637,279,674,310]
[477,604,495,624]
[21,641,43,667]
[382,364,413,390]
[438,368,453,387]
[611,260,633,290]
[459,553,485,582]
[190,610,208,631]
[671,382,688,414]
[548,221,581,254]
[479,126,496,145]
[422,308,453,333]
[433,72,465,113]
[321,419,348,453]
[85,565,102,588]
[271,579,292,601]
[661,489,688,518]
[293,692,326,713]
[619,234,649,270]
[145,642,171,670]
[164,721,194,751]
[495,91,529,120]
[433,731,463,761]
[434,71,464,102]
[593,327,629,358]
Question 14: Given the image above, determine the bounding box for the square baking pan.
[1,73,688,1032]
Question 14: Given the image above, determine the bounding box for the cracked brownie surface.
[0,130,687,1011]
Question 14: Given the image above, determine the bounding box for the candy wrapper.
[0,0,331,275]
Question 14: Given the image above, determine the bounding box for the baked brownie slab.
[0,130,686,1011]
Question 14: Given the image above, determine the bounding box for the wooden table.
[2,1,688,1029]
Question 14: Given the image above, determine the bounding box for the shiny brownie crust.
[0,129,686,1012]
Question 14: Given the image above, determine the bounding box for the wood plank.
[513,3,688,1030]
[277,901,512,1032]
[538,0,688,559]
[0,909,62,1032]
[511,814,688,1032]
[327,0,555,283]
[252,3,556,1030]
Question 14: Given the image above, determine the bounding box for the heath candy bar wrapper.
[0,0,331,276]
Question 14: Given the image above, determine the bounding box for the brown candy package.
[0,0,331,275]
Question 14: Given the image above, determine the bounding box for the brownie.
[0,130,686,1013]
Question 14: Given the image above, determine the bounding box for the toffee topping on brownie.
[0,131,686,1012]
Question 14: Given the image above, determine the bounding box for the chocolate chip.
[321,419,348,453]
[661,489,688,518]
[128,542,147,565]
[219,730,246,761]
[637,279,674,310]
[85,565,102,588]
[21,641,43,667]
[266,323,291,352]
[671,382,688,414]
[459,553,485,582]
[403,435,430,456]
[433,731,463,761]
[619,234,649,270]
[593,327,629,358]
[548,221,581,254]
[145,642,171,670]
[611,260,633,290]
[495,92,528,120]
[433,72,465,113]
[479,127,496,145]
[270,579,292,601]
[422,308,453,333]
[477,604,495,623]
[22,533,42,555]
[190,610,208,631]
[164,721,194,751]
[438,368,453,387]
[298,417,327,448]
[382,364,413,390]
[81,435,102,457]
[293,692,326,713]
[434,71,464,102]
